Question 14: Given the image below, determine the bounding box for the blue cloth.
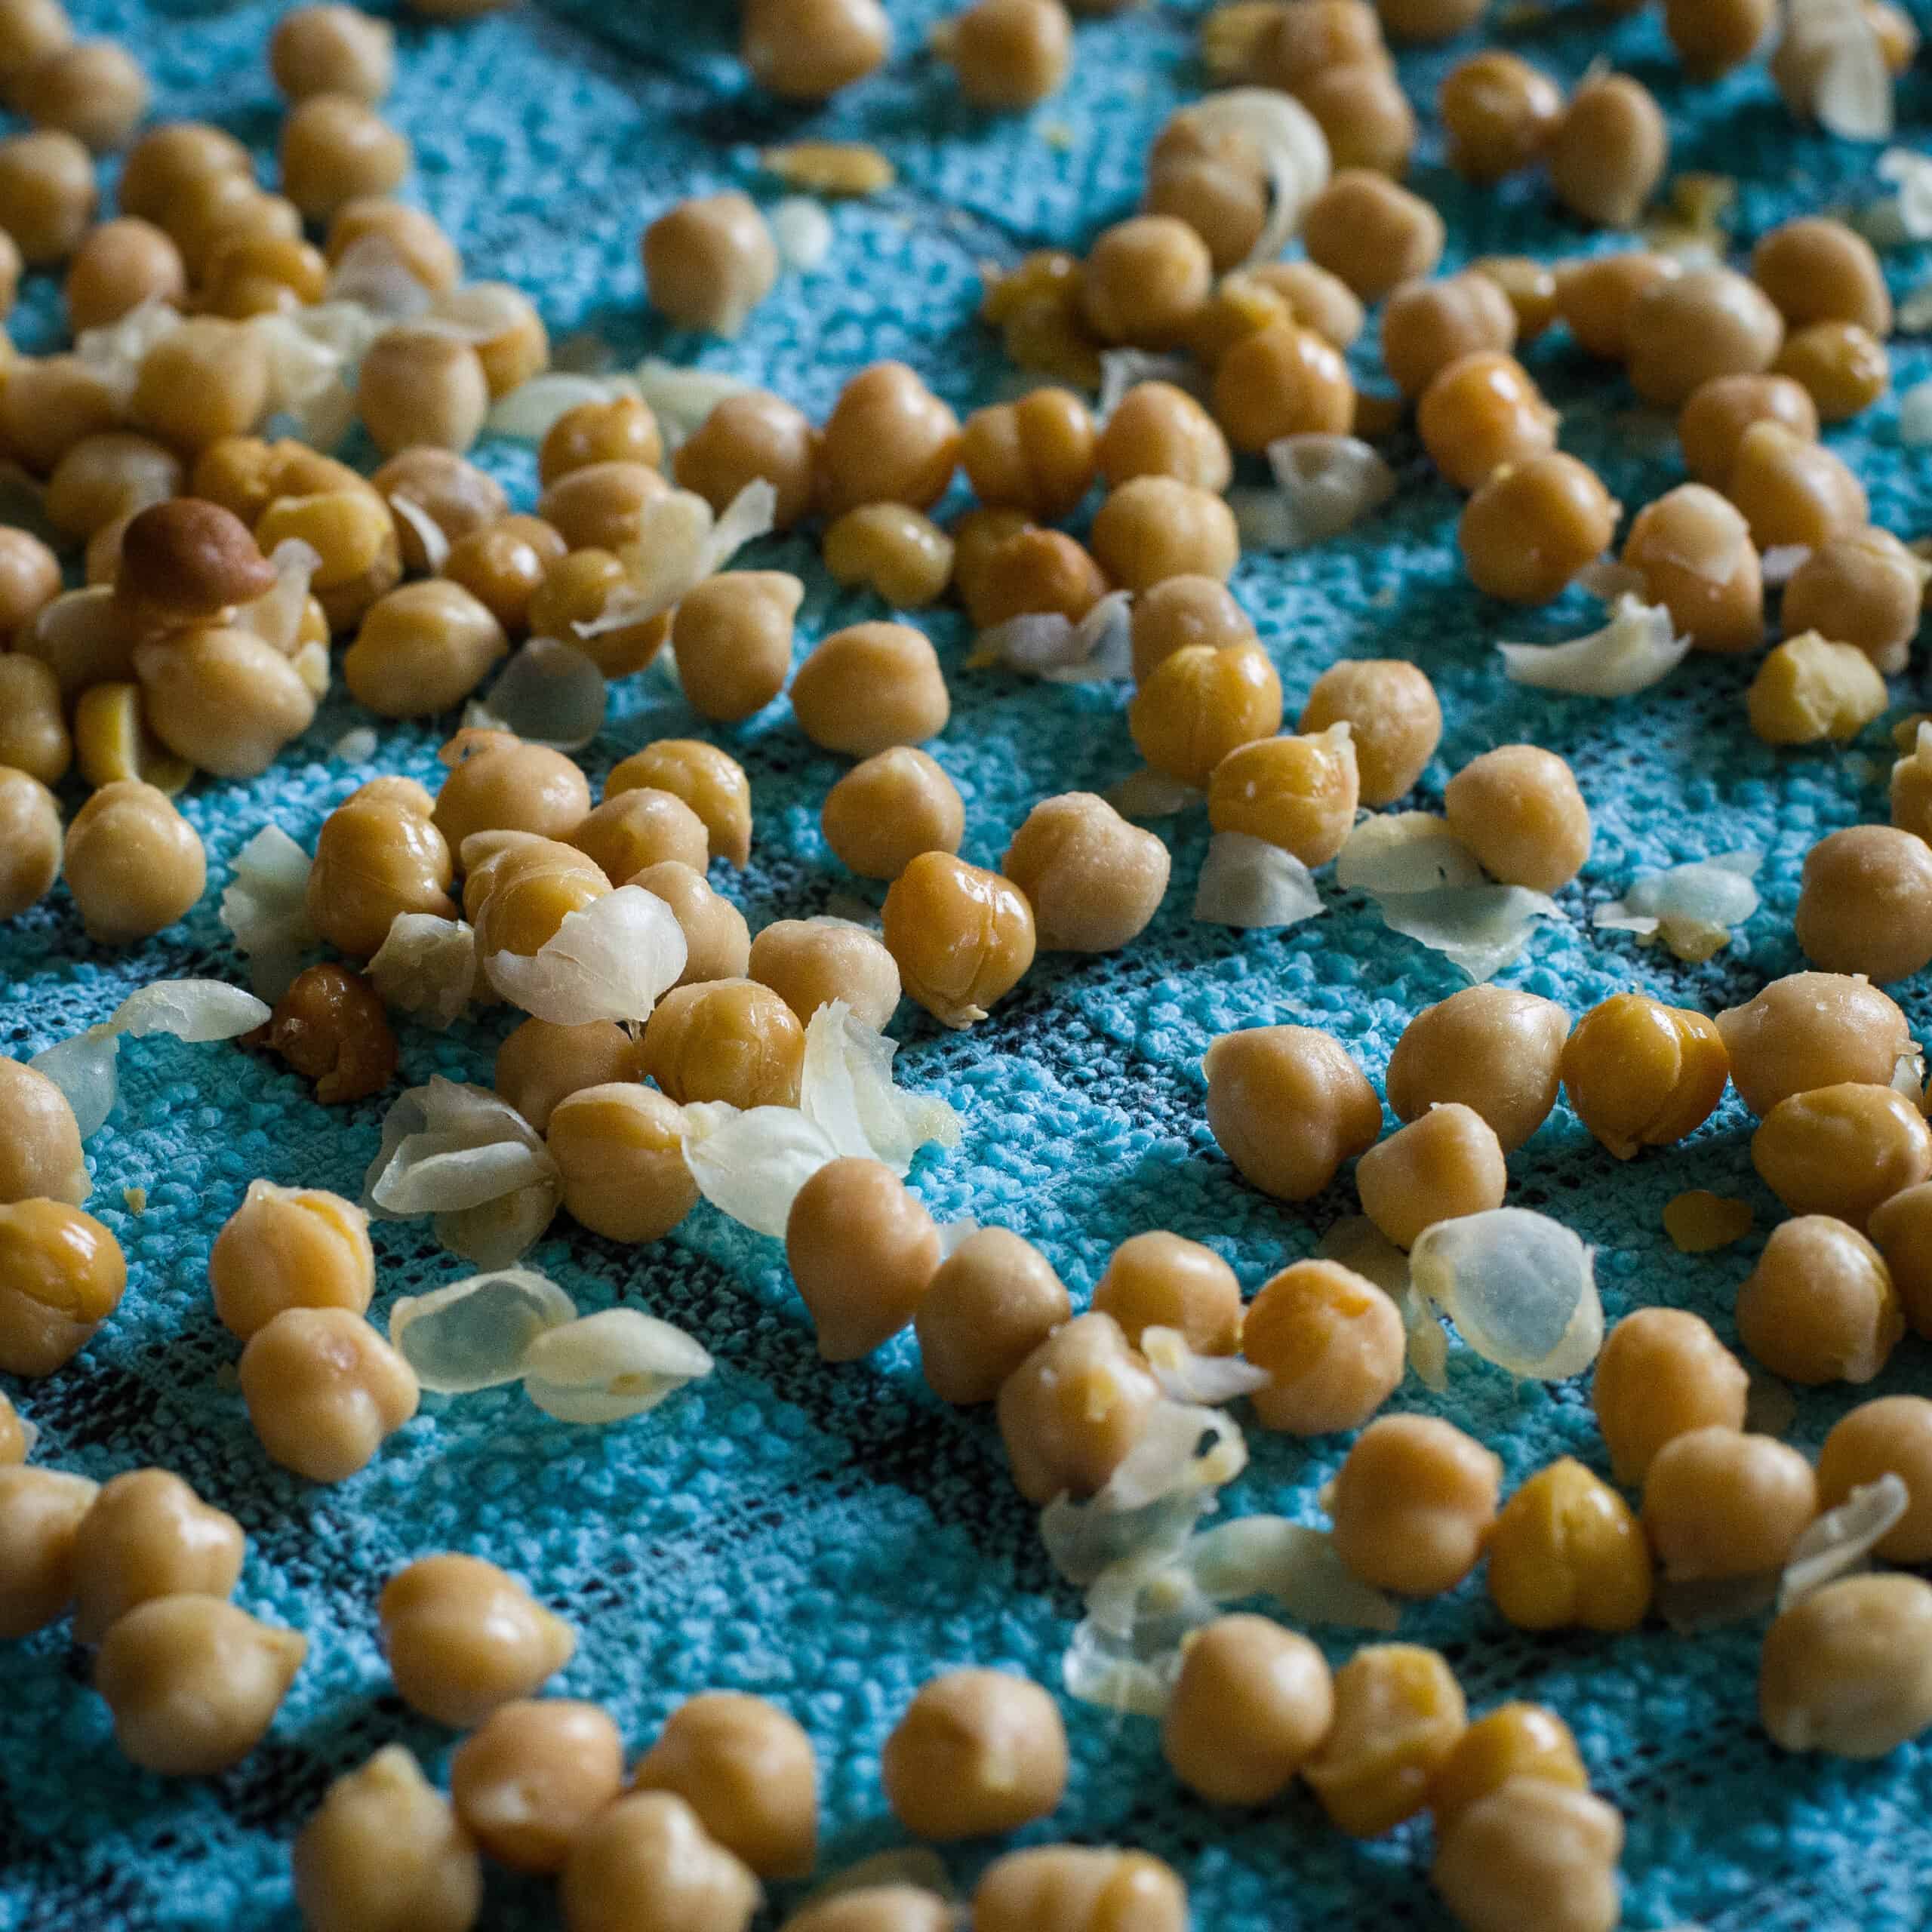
[5,2,1932,1927]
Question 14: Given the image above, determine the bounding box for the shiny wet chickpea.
[823,503,954,608]
[1782,529,1927,675]
[642,977,804,1110]
[884,850,1035,1029]
[254,962,399,1106]
[345,580,509,716]
[449,1698,625,1875]
[210,1180,374,1340]
[1208,725,1359,866]
[381,1552,575,1728]
[238,1306,418,1481]
[1130,640,1281,787]
[1094,1229,1241,1356]
[1002,792,1170,952]
[1561,992,1730,1161]
[1241,1258,1402,1435]
[964,525,1106,629]
[1429,1701,1588,1836]
[1737,1215,1904,1386]
[1752,1080,1932,1227]
[1297,59,1417,177]
[1593,1307,1749,1485]
[1162,1614,1333,1804]
[1304,1642,1467,1836]
[1418,351,1558,494]
[306,775,457,958]
[571,786,709,884]
[1211,318,1354,454]
[1817,1396,1932,1564]
[787,1156,939,1359]
[1727,420,1867,551]
[0,1463,100,1637]
[1355,1103,1509,1251]
[561,1789,760,1932]
[548,1081,697,1245]
[747,916,902,1031]
[1080,214,1213,348]
[357,325,492,457]
[635,860,750,987]
[1871,1183,1932,1340]
[1438,50,1564,182]
[1486,1457,1651,1634]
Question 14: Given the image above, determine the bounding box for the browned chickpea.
[1783,529,1927,675]
[325,195,462,293]
[0,1198,126,1377]
[1444,744,1590,892]
[257,964,400,1109]
[786,1156,940,1359]
[1642,1425,1819,1576]
[450,1700,623,1875]
[883,851,1035,1027]
[1622,483,1765,654]
[1727,419,1867,551]
[1459,454,1619,605]
[1303,170,1444,302]
[1296,60,1416,177]
[0,130,95,263]
[69,1468,245,1645]
[381,1552,576,1727]
[0,1464,97,1638]
[0,766,62,921]
[561,1790,759,1932]
[944,0,1072,108]
[1774,321,1890,424]
[740,0,891,100]
[1204,1023,1381,1201]
[820,746,962,882]
[1754,216,1891,337]
[1211,318,1354,452]
[1001,792,1170,952]
[915,1227,1069,1404]
[279,93,410,220]
[882,1669,1067,1839]
[792,620,950,756]
[1332,1414,1502,1595]
[271,3,395,103]
[1439,51,1564,183]
[1549,72,1667,228]
[959,387,1096,521]
[1624,266,1786,408]
[1080,214,1213,348]
[1715,971,1915,1117]
[997,1311,1159,1503]
[1129,639,1281,787]
[675,390,819,531]
[1242,1257,1401,1434]
[1094,476,1241,592]
[307,776,457,958]
[818,362,961,515]
[1678,371,1819,488]
[63,779,205,943]
[747,916,900,1029]
[1736,1216,1903,1386]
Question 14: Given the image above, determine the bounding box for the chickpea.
[1485,1457,1651,1634]
[1775,320,1890,423]
[748,916,901,1029]
[18,39,146,151]
[1089,1232,1238,1359]
[115,118,244,221]
[0,1464,97,1638]
[786,1157,939,1359]
[792,620,951,757]
[1558,992,1730,1161]
[306,777,457,958]
[1738,1214,1903,1386]
[942,0,1070,106]
[1078,214,1212,349]
[675,390,819,531]
[344,580,509,716]
[1869,0,1921,68]
[547,1084,696,1244]
[1429,1703,1588,1835]
[0,656,68,789]
[975,1848,1185,1932]
[822,503,955,609]
[1641,1423,1818,1579]
[1208,726,1359,867]
[1677,372,1817,492]
[1553,252,1676,362]
[1727,420,1867,551]
[446,1700,626,1879]
[1204,1023,1380,1201]
[432,738,589,858]
[780,1888,964,1932]
[536,398,660,492]
[669,570,801,724]
[601,746,746,875]
[356,325,491,456]
[1434,1778,1625,1932]
[1304,1643,1466,1835]
[494,1017,641,1136]
[441,514,565,635]
[1753,1081,1932,1226]
[131,317,272,451]
[1260,0,1386,88]
[1129,641,1281,788]
[0,1391,20,1463]
[632,860,749,986]
[279,93,409,219]
[1753,215,1890,337]
[1816,1397,1932,1563]
[1897,726,1932,844]
[439,281,551,398]
[561,1791,759,1932]
[528,550,666,677]
[1241,1258,1401,1435]
[1092,381,1228,494]
[1331,1414,1502,1595]
[1376,0,1482,35]
[950,506,1032,614]
[818,362,960,516]
[1795,825,1932,984]
[1416,351,1557,493]
[67,1468,245,1646]
[257,962,399,1100]
[540,462,672,555]
[1470,256,1560,343]
[1438,51,1563,183]
[0,355,121,476]
[1380,274,1515,403]
[1784,529,1927,675]
[959,388,1094,521]
[114,497,275,633]
[964,526,1107,629]
[0,1057,88,1210]
[235,1297,408,1480]
[0,766,62,921]
[881,1667,1066,1840]
[1747,630,1887,746]
[0,0,71,102]
[819,748,961,884]
[209,1180,374,1341]
[1144,121,1267,271]
[1155,1614,1331,1804]
[1001,792,1170,952]
[1621,483,1764,654]
[1592,1306,1749,1487]
[1211,320,1354,454]
[1093,474,1244,589]
[379,1552,575,1727]
[1444,744,1590,893]
[1549,72,1667,228]
[1301,171,1444,303]
[641,192,778,337]
[997,1311,1159,1503]
[94,1595,306,1776]
[134,623,318,777]
[326,195,462,293]
[1663,0,1773,74]
[1128,577,1253,686]
[46,433,182,544]
[1715,971,1914,1116]
[269,2,394,102]
[0,528,60,642]
[1871,1181,1932,1338]
[641,977,804,1109]
[1355,1103,1509,1251]
[740,0,889,97]
[60,217,183,334]
[913,1227,1069,1404]
[63,780,205,943]
[1386,986,1568,1154]
[0,129,94,263]
[1761,1572,1932,1758]
[471,838,608,961]
[882,851,1035,1026]
[1459,454,1619,606]
[295,1746,483,1932]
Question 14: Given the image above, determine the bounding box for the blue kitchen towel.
[4,1,1932,1926]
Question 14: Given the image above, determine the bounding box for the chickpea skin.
[1642,1426,1819,1578]
[787,1158,940,1359]
[1093,1230,1241,1355]
[1386,985,1568,1154]
[747,916,902,1030]
[1331,1414,1502,1596]
[1752,1082,1932,1228]
[882,851,1036,1027]
[0,1198,127,1377]
[1736,1216,1903,1386]
[63,779,205,944]
[881,1669,1068,1839]
[238,1306,419,1481]
[997,1312,1160,1503]
[1761,1573,1932,1758]
[1592,1307,1749,1485]
[0,1465,98,1638]
[1444,744,1590,892]
[381,1553,576,1727]
[69,1469,246,1645]
[1304,1643,1467,1836]
[1486,1457,1651,1634]
[1434,1779,1625,1932]
[631,1694,816,1878]
[0,1057,88,1206]
[1204,1024,1381,1201]
[1715,971,1914,1116]
[1001,792,1170,952]
[1460,455,1620,606]
[1817,1397,1932,1564]
[915,1227,1070,1404]
[817,363,960,515]
[561,1792,760,1932]
[1241,1258,1403,1435]
[209,1181,374,1340]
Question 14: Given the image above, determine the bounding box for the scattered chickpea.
[642,977,804,1110]
[1162,1614,1334,1804]
[1080,214,1214,348]
[1752,1080,1932,1226]
[62,780,205,944]
[1096,381,1232,494]
[1771,320,1888,426]
[47,433,183,543]
[1429,1703,1588,1836]
[1592,1307,1749,1485]
[0,129,96,263]
[1559,992,1730,1161]
[818,362,961,516]
[1640,1423,1817,1580]
[537,397,662,492]
[1727,419,1867,550]
[740,0,891,100]
[792,620,952,758]
[0,1464,98,1638]
[974,1847,1186,1932]
[134,623,318,777]
[1459,454,1619,606]
[670,570,802,724]
[1303,1642,1467,1836]
[306,776,457,958]
[1736,1215,1903,1386]
[1548,72,1667,228]
[1211,319,1354,453]
[964,525,1107,629]
[1417,350,1558,493]
[1130,575,1254,683]
[1486,1457,1651,1634]
[1817,1397,1932,1563]
[997,1311,1159,1503]
[675,391,820,531]
[0,766,63,920]
[1754,216,1891,337]
[1470,255,1560,342]
[1295,60,1416,177]
[748,916,902,1029]
[570,789,709,886]
[210,1180,375,1340]
[254,962,399,1105]
[1433,1777,1625,1932]
[944,0,1071,107]
[343,580,509,716]
[494,1017,642,1136]
[1664,0,1774,74]
[1144,116,1268,271]
[1294,663,1438,811]
[1382,275,1515,404]
[1444,743,1590,892]
[1678,371,1818,491]
[563,1789,760,1932]
[18,39,148,150]
[915,1226,1070,1404]
[1716,971,1914,1116]
[447,1698,626,1877]
[326,195,462,292]
[1870,1182,1932,1339]
[635,860,751,986]
[431,737,587,857]
[787,1156,940,1359]
[1259,0,1386,90]
[820,747,962,883]
[294,1745,483,1932]
[1761,1572,1932,1759]
[61,217,184,332]
[1204,1023,1380,1201]
[1386,985,1570,1153]
[1746,630,1887,746]
[643,192,778,338]
[0,528,61,642]
[1795,825,1932,985]
[0,1057,88,1207]
[1208,726,1359,866]
[1094,1229,1242,1355]
[534,553,667,677]
[0,656,70,787]
[357,325,492,456]
[823,503,955,608]
[381,1552,575,1727]
[1622,483,1764,654]
[1783,528,1927,675]
[547,1083,697,1244]
[94,1595,306,1776]
[1331,1414,1502,1596]
[1555,251,1679,360]
[0,355,122,475]
[133,316,273,453]
[271,3,394,101]
[1001,792,1170,951]
[279,93,410,219]
[68,1468,245,1645]
[959,388,1096,521]
[238,1305,417,1481]
[1129,641,1281,786]
[1303,171,1444,302]
[1355,1103,1509,1250]
[1438,51,1563,182]
[882,1668,1066,1839]
[1241,1258,1402,1435]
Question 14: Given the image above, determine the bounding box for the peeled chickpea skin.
[1093,1230,1241,1355]
[786,1157,939,1359]
[1303,171,1444,303]
[357,325,491,456]
[1715,971,1914,1116]
[94,1595,307,1777]
[210,1180,374,1340]
[676,390,819,531]
[1204,1023,1381,1201]
[1642,1426,1819,1578]
[1678,371,1818,488]
[69,1468,246,1645]
[1752,1081,1932,1228]
[1737,1216,1904,1386]
[63,780,205,944]
[817,362,960,516]
[1208,726,1359,867]
[1438,50,1563,182]
[883,850,1035,1028]
[562,1791,760,1932]
[1560,993,1730,1161]
[1356,1103,1509,1251]
[1593,1307,1749,1485]
[1460,455,1619,606]
[380,1552,575,1727]
[1435,1778,1626,1932]
[1817,1396,1932,1563]
[672,571,802,724]
[1304,1642,1467,1836]
[643,977,804,1109]
[1001,792,1170,952]
[344,580,509,717]
[1079,214,1212,348]
[0,1465,98,1638]
[0,766,63,920]
[1241,1258,1402,1435]
[997,1311,1159,1503]
[915,1226,1069,1404]
[238,1305,418,1481]
[1623,266,1785,408]
[548,1084,697,1244]
[1487,1457,1651,1634]
[1331,1414,1502,1596]
[0,1057,88,1205]
[881,1669,1068,1839]
[1761,1572,1932,1759]
[1129,640,1281,787]
[295,1745,483,1932]
[1796,827,1932,986]
[1783,529,1927,675]
[1161,1614,1333,1804]
[279,93,409,219]
[1418,351,1558,494]
[1549,71,1667,228]
[1444,744,1591,893]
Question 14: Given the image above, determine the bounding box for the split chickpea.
[1485,1457,1651,1634]
[974,1848,1186,1932]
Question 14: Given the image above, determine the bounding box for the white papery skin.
[219,826,316,999]
[369,915,479,1029]
[1192,832,1324,929]
[521,1308,714,1423]
[483,885,689,1026]
[389,1268,578,1394]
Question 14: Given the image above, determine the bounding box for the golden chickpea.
[1486,1457,1651,1633]
[882,1668,1066,1839]
[1417,350,1558,494]
[0,765,62,921]
[352,325,491,457]
[1092,1229,1241,1355]
[1817,1397,1932,1563]
[1429,1703,1588,1835]
[818,362,961,515]
[279,92,409,219]
[1549,72,1667,228]
[786,1157,940,1360]
[1331,1414,1502,1596]
[1761,1572,1932,1758]
[1592,1307,1748,1487]
[295,1745,483,1932]
[1382,273,1517,402]
[497,1014,644,1134]
[1871,1181,1932,1339]
[667,570,801,724]
[133,317,272,452]
[749,915,900,1029]
[381,1552,575,1727]
[1090,475,1240,589]
[1211,320,1354,454]
[996,1311,1158,1503]
[446,1700,625,1877]
[63,779,205,943]
[561,1791,760,1932]
[537,395,662,491]
[945,0,1071,106]
[1302,171,1444,302]
[1774,320,1890,423]
[439,513,564,635]
[882,851,1035,1026]
[115,118,244,221]
[529,464,663,559]
[1386,985,1567,1154]
[0,655,69,788]
[1795,826,1932,985]
[1204,1023,1380,1201]
[1001,792,1170,952]
[134,623,318,777]
[1553,251,1678,361]
[94,1595,306,1776]
[1078,214,1213,349]
[632,860,749,987]
[1642,1423,1819,1578]
[1292,665,1436,817]
[531,550,667,678]
[1748,630,1887,747]
[676,390,819,531]
[0,128,94,263]
[915,1227,1069,1404]
[1678,371,1817,491]
[1438,51,1564,183]
[1094,381,1230,494]
[1783,529,1927,675]
[1433,1778,1625,1932]
[0,1057,87,1209]
[823,503,954,609]
[1259,0,1386,88]
[1663,0,1773,73]
[1470,255,1559,343]
[1459,454,1619,605]
[344,580,509,715]
[0,0,72,102]
[0,528,60,643]
[820,747,961,884]
[964,526,1106,629]
[1715,971,1914,1116]
[740,0,888,97]
[0,1392,22,1463]
[271,2,394,101]
[20,39,147,150]
[959,387,1095,521]
[1754,216,1890,337]
[326,195,462,293]
[1304,1643,1466,1835]
[791,620,951,756]
[60,217,183,333]
[1208,726,1359,866]
[1897,727,1932,844]
[68,1468,245,1646]
[0,355,122,475]
[0,1464,97,1638]
[974,1848,1184,1932]
[601,745,746,874]
[1559,992,1730,1161]
[238,1307,417,1481]
[1727,419,1868,551]
[641,977,804,1110]
[1161,1614,1332,1804]
[1444,743,1590,892]
[470,837,609,961]
[209,1180,374,1341]
[1738,1215,1903,1386]
[1129,640,1281,788]
[1128,575,1254,685]
[547,1084,696,1244]
[306,776,457,958]
[1241,1258,1401,1435]
[46,433,182,543]
[1143,120,1268,271]
[1754,1081,1932,1226]
[1622,483,1765,654]
[1355,1103,1508,1251]
[1303,58,1418,175]
[432,738,589,858]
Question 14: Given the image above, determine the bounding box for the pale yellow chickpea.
[62,780,205,944]
[1001,792,1170,952]
[295,1745,483,1932]
[1641,1424,1818,1577]
[675,390,819,531]
[1096,380,1232,493]
[271,3,395,102]
[1678,371,1818,489]
[1383,987,1566,1155]
[1382,272,1518,401]
[1623,265,1785,408]
[1331,1414,1502,1595]
[1775,321,1890,423]
[1444,744,1590,893]
[1241,1257,1402,1435]
[881,1669,1066,1838]
[1737,1215,1903,1386]
[792,620,950,756]
[1549,71,1666,228]
[1754,216,1891,337]
[1761,1572,1932,1758]
[1304,1642,1467,1835]
[134,623,318,777]
[1129,575,1254,684]
[786,1157,940,1359]
[1233,262,1362,356]
[1302,170,1444,302]
[1161,1614,1333,1804]
[447,1699,624,1876]
[1897,727,1932,844]
[0,1464,98,1638]
[0,1057,87,1207]
[1592,1307,1749,1485]
[494,1017,643,1135]
[633,860,750,987]
[0,128,94,263]
[817,362,961,515]
[1470,255,1560,342]
[306,776,457,958]
[1747,631,1887,746]
[1091,1229,1240,1355]
[821,746,962,881]
[1080,214,1213,348]
[1208,726,1359,866]
[1294,660,1438,810]
[279,92,410,219]
[973,1848,1186,1932]
[1460,454,1619,605]
[1795,828,1932,986]
[823,503,955,609]
[1486,1457,1652,1634]
[747,916,902,1031]
[1438,50,1564,182]
[642,977,804,1108]
[1621,483,1764,654]
[546,1084,697,1244]
[381,1552,576,1727]
[1355,1103,1508,1251]
[61,217,184,331]
[882,850,1035,1026]
[1783,529,1927,675]
[0,766,62,921]
[1817,1396,1932,1563]
[0,655,69,787]
[1417,350,1558,493]
[69,1468,246,1645]
[1560,992,1730,1161]
[1753,1081,1932,1226]
[0,528,61,642]
[1434,1778,1625,1932]
[1297,59,1416,177]
[357,325,491,456]
[672,571,802,723]
[608,740,752,868]
[1204,1023,1381,1201]
[944,0,1071,107]
[1727,419,1867,550]
[997,1311,1159,1503]
[19,39,147,151]
[235,1302,416,1478]
[561,1791,760,1932]
[1211,319,1355,453]
[131,316,272,452]
[343,580,509,717]
[209,1180,375,1340]
[960,386,1096,521]
[645,192,779,336]
[915,1227,1069,1404]
[1715,971,1914,1116]
[94,1595,307,1776]
[0,0,73,103]
[1129,640,1281,787]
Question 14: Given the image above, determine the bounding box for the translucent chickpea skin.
[881,1669,1068,1838]
[381,1552,575,1727]
[916,1226,1070,1404]
[1205,1023,1381,1201]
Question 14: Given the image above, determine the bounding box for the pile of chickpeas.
[5,0,1932,1926]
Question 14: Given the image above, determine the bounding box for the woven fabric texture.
[5,1,1932,1927]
